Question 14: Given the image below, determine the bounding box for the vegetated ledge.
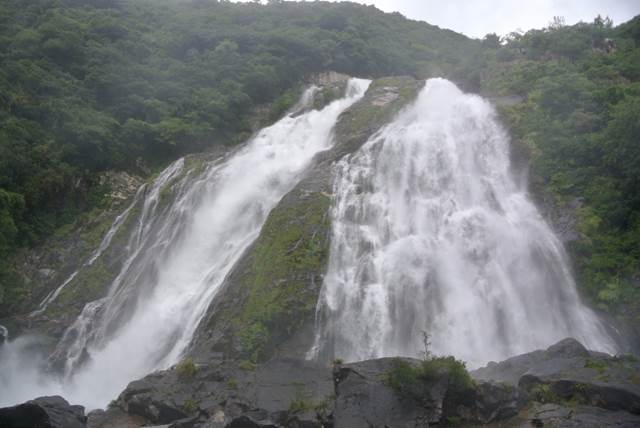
[2,338,639,427]
[187,76,423,366]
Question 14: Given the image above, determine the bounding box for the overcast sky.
[241,0,639,39]
[358,0,639,38]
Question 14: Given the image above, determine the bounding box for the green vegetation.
[288,397,314,414]
[332,358,344,367]
[233,191,332,363]
[528,381,595,406]
[182,398,200,413]
[0,0,482,309]
[238,360,257,372]
[226,378,238,390]
[479,16,640,319]
[585,359,608,374]
[529,383,558,404]
[385,356,474,402]
[445,416,463,426]
[175,357,197,378]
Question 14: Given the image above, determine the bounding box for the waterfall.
[0,78,370,409]
[309,78,616,367]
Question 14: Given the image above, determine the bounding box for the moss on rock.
[192,76,422,363]
[234,191,331,362]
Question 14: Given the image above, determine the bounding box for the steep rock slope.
[189,77,422,364]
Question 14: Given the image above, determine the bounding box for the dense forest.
[483,15,640,318]
[0,0,639,326]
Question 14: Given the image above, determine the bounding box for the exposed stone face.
[189,76,423,365]
[307,71,350,86]
[112,358,334,428]
[0,171,144,340]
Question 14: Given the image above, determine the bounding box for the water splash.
[0,79,370,409]
[309,78,616,367]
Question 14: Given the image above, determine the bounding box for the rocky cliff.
[188,77,422,365]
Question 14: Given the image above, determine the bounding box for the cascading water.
[0,78,370,408]
[309,78,617,367]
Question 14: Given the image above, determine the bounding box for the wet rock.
[529,402,640,427]
[474,381,528,423]
[473,338,640,424]
[224,415,278,427]
[0,395,87,428]
[112,358,333,427]
[82,339,640,427]
[472,338,595,385]
[308,71,350,86]
[332,358,436,427]
[332,358,526,427]
[86,406,147,428]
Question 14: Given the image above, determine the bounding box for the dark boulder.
[0,395,86,428]
[473,381,528,423]
[332,358,438,428]
[112,358,332,427]
[332,358,526,428]
[473,338,640,425]
[529,402,640,427]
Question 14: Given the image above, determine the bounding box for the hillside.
[0,2,640,427]
[481,15,640,336]
[0,0,481,309]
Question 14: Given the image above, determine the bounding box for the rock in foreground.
[0,396,86,428]
[2,338,640,427]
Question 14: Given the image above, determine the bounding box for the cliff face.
[188,77,423,364]
[0,172,144,338]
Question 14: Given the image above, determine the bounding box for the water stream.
[309,78,616,367]
[0,79,370,408]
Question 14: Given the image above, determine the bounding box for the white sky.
[240,0,640,39]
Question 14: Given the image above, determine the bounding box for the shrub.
[176,357,197,378]
[227,378,238,390]
[182,398,199,413]
[530,383,558,403]
[288,397,313,414]
[385,356,474,401]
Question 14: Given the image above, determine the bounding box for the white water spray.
[0,79,370,408]
[309,78,616,367]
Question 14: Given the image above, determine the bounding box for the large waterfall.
[309,78,616,367]
[0,79,370,409]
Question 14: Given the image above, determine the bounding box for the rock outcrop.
[0,396,87,428]
[189,77,423,364]
[92,355,526,427]
[3,338,639,427]
[0,171,145,341]
[472,338,640,426]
